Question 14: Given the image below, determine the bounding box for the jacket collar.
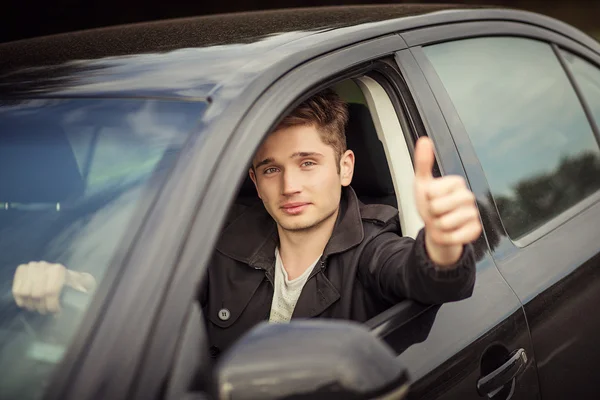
[216,186,365,272]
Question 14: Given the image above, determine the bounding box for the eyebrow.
[254,152,324,169]
[254,157,274,169]
[290,152,324,159]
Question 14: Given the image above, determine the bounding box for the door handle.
[477,348,527,396]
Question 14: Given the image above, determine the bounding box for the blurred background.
[2,0,599,44]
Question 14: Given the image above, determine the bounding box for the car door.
[406,20,600,400]
[124,33,419,400]
[351,48,539,399]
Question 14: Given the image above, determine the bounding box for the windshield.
[0,98,206,399]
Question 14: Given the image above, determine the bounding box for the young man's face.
[249,124,354,232]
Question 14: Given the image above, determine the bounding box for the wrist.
[424,232,463,268]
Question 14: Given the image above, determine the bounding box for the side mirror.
[213,320,410,400]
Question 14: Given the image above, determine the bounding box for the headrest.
[345,103,395,199]
[0,117,85,203]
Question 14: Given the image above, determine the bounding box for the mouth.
[280,202,311,215]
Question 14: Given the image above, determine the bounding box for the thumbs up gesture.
[414,137,482,267]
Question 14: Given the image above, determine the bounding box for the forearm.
[407,229,476,303]
[359,228,476,305]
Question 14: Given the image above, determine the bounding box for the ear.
[339,150,355,187]
[248,168,262,199]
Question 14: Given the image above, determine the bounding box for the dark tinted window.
[424,37,600,240]
[0,98,205,399]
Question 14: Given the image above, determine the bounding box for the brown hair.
[274,88,349,170]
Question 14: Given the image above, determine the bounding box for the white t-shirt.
[269,248,321,323]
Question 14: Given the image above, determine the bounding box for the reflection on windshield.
[0,98,206,399]
[424,37,600,239]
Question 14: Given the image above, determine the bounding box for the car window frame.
[557,46,600,140]
[404,20,600,252]
[355,74,423,238]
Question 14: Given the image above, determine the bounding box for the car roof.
[0,4,588,101]
[0,5,475,68]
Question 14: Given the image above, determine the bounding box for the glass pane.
[424,37,600,239]
[0,98,206,399]
[561,50,600,130]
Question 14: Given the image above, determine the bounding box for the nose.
[281,168,302,196]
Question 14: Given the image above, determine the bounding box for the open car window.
[0,98,206,400]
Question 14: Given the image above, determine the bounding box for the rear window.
[0,98,206,399]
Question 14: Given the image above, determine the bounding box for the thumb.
[414,137,435,181]
[66,270,92,293]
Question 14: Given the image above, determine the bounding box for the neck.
[276,207,339,279]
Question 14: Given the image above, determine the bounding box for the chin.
[279,217,318,232]
[278,210,336,232]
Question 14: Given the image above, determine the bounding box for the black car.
[1,4,600,400]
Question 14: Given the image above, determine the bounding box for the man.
[200,89,480,357]
[13,89,481,357]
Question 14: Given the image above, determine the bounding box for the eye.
[301,161,316,167]
[263,167,278,175]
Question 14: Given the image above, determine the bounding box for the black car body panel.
[1,4,599,400]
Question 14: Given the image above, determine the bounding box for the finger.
[414,137,435,181]
[21,290,36,311]
[12,265,26,307]
[46,294,62,314]
[34,300,48,314]
[30,263,48,314]
[429,220,483,246]
[433,205,480,232]
[66,270,89,293]
[14,295,25,308]
[22,297,36,311]
[45,264,66,314]
[426,176,467,200]
[46,263,66,294]
[20,266,35,311]
[429,190,476,217]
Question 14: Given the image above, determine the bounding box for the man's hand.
[12,261,96,314]
[414,137,482,267]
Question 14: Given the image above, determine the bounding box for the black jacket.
[201,186,475,358]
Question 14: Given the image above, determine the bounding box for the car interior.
[0,102,191,399]
[0,117,91,398]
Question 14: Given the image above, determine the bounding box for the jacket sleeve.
[357,222,476,305]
